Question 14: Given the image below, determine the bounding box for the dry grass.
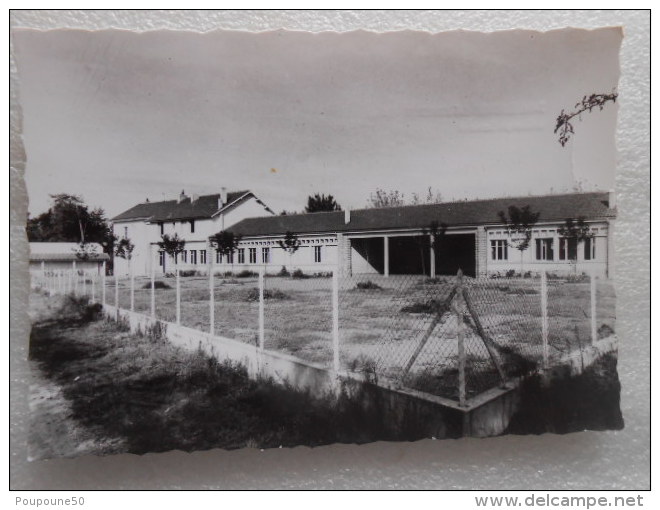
[106,274,616,398]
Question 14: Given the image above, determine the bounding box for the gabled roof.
[29,242,110,262]
[230,192,616,237]
[112,191,261,222]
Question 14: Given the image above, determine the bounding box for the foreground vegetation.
[29,294,438,457]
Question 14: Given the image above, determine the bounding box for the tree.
[498,205,541,274]
[555,91,618,147]
[305,193,341,213]
[114,237,135,261]
[277,231,301,272]
[557,217,594,273]
[415,221,448,275]
[27,193,115,269]
[73,242,100,262]
[157,233,186,274]
[367,187,443,208]
[209,231,242,266]
[367,189,406,208]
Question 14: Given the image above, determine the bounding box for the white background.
[9,9,650,490]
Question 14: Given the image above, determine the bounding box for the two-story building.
[111,189,274,276]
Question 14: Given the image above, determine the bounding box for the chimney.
[178,189,187,203]
[218,187,228,209]
[608,189,616,209]
[345,208,351,224]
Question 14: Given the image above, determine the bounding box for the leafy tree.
[557,217,594,273]
[498,205,541,274]
[73,242,100,262]
[157,234,186,273]
[278,231,301,272]
[305,193,342,213]
[114,237,135,261]
[28,194,112,244]
[209,231,242,264]
[555,91,618,147]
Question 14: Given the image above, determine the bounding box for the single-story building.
[225,191,616,278]
[112,191,616,278]
[29,242,110,275]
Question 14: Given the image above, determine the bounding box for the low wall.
[103,304,520,438]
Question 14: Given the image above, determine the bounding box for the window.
[249,248,257,264]
[314,245,322,263]
[559,238,578,261]
[123,226,128,239]
[181,250,188,263]
[159,251,165,267]
[190,220,195,233]
[216,251,222,264]
[190,250,197,265]
[262,247,270,263]
[584,237,596,260]
[200,250,207,264]
[227,251,234,264]
[159,222,164,235]
[237,248,245,264]
[535,238,554,261]
[490,240,508,260]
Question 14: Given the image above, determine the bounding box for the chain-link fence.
[34,262,616,406]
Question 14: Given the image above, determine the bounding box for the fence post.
[72,261,77,296]
[591,271,597,345]
[176,266,181,325]
[258,267,265,349]
[454,274,466,408]
[101,261,106,307]
[541,271,549,369]
[332,270,340,375]
[91,274,96,302]
[150,263,156,318]
[82,272,87,298]
[115,271,119,309]
[130,262,135,312]
[209,261,215,336]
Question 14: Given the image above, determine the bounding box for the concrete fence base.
[102,304,523,438]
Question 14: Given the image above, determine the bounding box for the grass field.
[93,272,616,399]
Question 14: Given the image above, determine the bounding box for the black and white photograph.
[13,25,624,461]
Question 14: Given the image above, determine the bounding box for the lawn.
[28,292,450,458]
[97,272,615,399]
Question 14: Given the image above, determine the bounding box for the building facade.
[112,191,616,279]
[111,189,274,276]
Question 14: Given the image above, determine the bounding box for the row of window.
[491,238,596,261]
[159,246,324,266]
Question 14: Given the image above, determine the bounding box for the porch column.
[383,236,390,277]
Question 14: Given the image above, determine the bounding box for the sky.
[14,27,621,218]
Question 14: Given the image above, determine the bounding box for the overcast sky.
[14,27,621,218]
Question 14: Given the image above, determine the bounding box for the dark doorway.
[389,236,431,275]
[435,234,476,277]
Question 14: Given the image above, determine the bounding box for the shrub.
[401,299,449,315]
[179,270,201,277]
[142,281,171,289]
[292,269,309,279]
[245,287,289,302]
[236,270,257,278]
[356,280,381,290]
[505,269,517,278]
[277,266,290,277]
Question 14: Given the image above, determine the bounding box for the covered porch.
[348,231,476,277]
